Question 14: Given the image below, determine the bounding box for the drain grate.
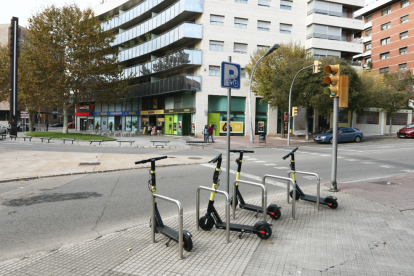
[79,162,101,166]
[371,181,397,185]
[188,157,201,160]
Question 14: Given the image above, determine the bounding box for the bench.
[10,135,17,140]
[89,140,103,145]
[150,140,170,148]
[23,137,32,142]
[40,137,51,143]
[118,140,135,146]
[1,134,6,140]
[62,138,75,144]
[186,141,206,146]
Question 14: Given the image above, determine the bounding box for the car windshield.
[405,123,414,128]
[326,129,333,133]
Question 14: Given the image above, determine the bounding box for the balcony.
[124,48,201,78]
[364,21,372,29]
[306,10,364,31]
[307,9,363,20]
[112,0,202,47]
[129,75,201,97]
[362,36,372,43]
[118,22,202,64]
[306,33,363,43]
[353,50,371,59]
[306,34,363,54]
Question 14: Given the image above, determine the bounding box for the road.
[1,138,413,262]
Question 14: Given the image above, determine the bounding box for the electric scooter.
[135,156,193,251]
[282,147,338,209]
[230,149,282,220]
[199,154,273,239]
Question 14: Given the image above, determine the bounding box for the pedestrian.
[46,120,49,131]
[109,122,113,131]
[118,123,122,131]
[203,125,209,142]
[208,124,214,142]
[148,124,152,135]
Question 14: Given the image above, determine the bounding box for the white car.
[0,124,8,135]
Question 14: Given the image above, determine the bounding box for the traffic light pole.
[9,17,19,137]
[330,97,339,191]
[287,64,313,146]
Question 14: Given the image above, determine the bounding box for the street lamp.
[248,44,280,143]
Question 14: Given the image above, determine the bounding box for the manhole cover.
[371,181,397,185]
[188,157,201,160]
[79,162,101,166]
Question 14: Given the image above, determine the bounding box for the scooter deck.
[158,225,179,242]
[215,222,256,233]
[240,203,264,213]
[300,194,329,205]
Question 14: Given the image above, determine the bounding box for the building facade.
[92,0,364,136]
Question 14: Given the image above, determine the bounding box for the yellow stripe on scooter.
[151,170,155,174]
[292,173,296,181]
[235,172,240,186]
[210,183,217,201]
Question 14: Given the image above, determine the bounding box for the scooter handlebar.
[229,150,254,153]
[135,156,168,164]
[208,154,222,163]
[282,147,299,160]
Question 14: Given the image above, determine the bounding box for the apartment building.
[92,0,364,136]
[354,0,413,74]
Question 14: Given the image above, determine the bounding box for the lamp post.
[248,44,280,143]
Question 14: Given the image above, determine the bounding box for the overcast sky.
[1,0,98,28]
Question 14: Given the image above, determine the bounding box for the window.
[381,37,390,45]
[380,67,389,74]
[399,63,407,71]
[366,29,372,36]
[365,43,371,50]
[365,57,371,63]
[401,0,409,8]
[386,113,408,125]
[258,0,270,6]
[235,0,248,3]
[356,112,379,124]
[234,17,248,28]
[382,7,391,16]
[209,66,220,76]
[400,47,408,55]
[53,108,59,120]
[210,15,224,26]
[400,31,408,39]
[257,45,270,51]
[346,127,355,133]
[209,40,224,51]
[338,114,349,123]
[280,23,292,34]
[381,22,391,30]
[366,15,373,22]
[401,15,409,23]
[258,20,271,31]
[234,43,248,54]
[280,0,292,10]
[380,52,390,60]
[241,68,246,78]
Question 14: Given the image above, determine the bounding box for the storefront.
[75,104,95,130]
[207,96,245,136]
[164,108,195,136]
[140,110,164,134]
[255,98,268,135]
[92,111,140,131]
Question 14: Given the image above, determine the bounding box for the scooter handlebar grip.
[208,153,222,163]
[282,147,299,160]
[135,156,168,164]
[230,150,254,153]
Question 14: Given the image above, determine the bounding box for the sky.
[1,0,97,28]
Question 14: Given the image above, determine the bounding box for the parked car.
[52,122,64,127]
[0,124,8,134]
[313,127,363,143]
[397,123,414,138]
[17,123,36,132]
[68,122,75,129]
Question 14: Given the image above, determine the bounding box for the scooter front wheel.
[328,199,338,209]
[289,190,300,200]
[255,224,272,239]
[199,216,214,231]
[183,234,193,252]
[267,205,281,220]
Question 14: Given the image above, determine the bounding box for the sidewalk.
[1,173,413,275]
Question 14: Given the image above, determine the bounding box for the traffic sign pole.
[330,97,339,191]
[226,56,231,195]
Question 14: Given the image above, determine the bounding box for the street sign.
[220,62,241,89]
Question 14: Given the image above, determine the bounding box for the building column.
[380,111,385,135]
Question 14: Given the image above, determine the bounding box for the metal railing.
[307,9,363,20]
[262,175,297,220]
[287,171,321,210]
[232,179,268,221]
[196,186,230,243]
[306,33,363,44]
[152,194,184,260]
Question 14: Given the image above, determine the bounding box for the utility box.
[259,134,266,146]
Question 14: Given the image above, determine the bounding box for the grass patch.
[26,132,116,141]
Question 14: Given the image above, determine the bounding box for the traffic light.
[313,60,322,73]
[324,64,340,97]
[339,75,349,108]
[284,112,288,122]
[292,107,298,117]
[8,26,14,56]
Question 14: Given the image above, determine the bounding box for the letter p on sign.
[221,62,241,89]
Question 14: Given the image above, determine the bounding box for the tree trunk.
[28,111,34,132]
[305,108,309,141]
[389,115,392,136]
[63,105,69,134]
[281,112,285,138]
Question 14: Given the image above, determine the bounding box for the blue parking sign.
[221,62,241,89]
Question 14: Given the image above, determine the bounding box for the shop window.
[356,112,379,124]
[386,113,407,125]
[53,107,58,120]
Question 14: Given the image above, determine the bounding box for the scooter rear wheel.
[183,234,193,252]
[289,190,300,200]
[267,206,281,220]
[328,199,338,209]
[199,216,214,231]
[256,224,272,240]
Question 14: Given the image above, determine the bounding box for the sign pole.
[9,17,19,137]
[226,56,231,195]
[330,97,339,191]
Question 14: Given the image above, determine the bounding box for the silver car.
[0,124,8,135]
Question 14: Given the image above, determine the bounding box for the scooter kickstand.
[255,211,259,218]
[239,233,244,239]
[166,238,173,247]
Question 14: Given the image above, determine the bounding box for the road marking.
[274,167,289,169]
[247,158,257,161]
[380,165,394,169]
[200,164,286,188]
[337,157,344,158]
[243,156,250,158]
[302,176,319,180]
[263,163,277,166]
[401,170,414,173]
[254,161,266,163]
[362,161,375,164]
[345,159,358,161]
[320,154,330,157]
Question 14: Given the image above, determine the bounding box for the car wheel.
[355,136,361,143]
[329,138,332,144]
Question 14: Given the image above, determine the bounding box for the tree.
[0,45,9,103]
[24,4,134,133]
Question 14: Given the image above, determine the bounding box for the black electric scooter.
[135,156,193,251]
[199,154,273,239]
[230,149,282,220]
[282,147,338,209]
